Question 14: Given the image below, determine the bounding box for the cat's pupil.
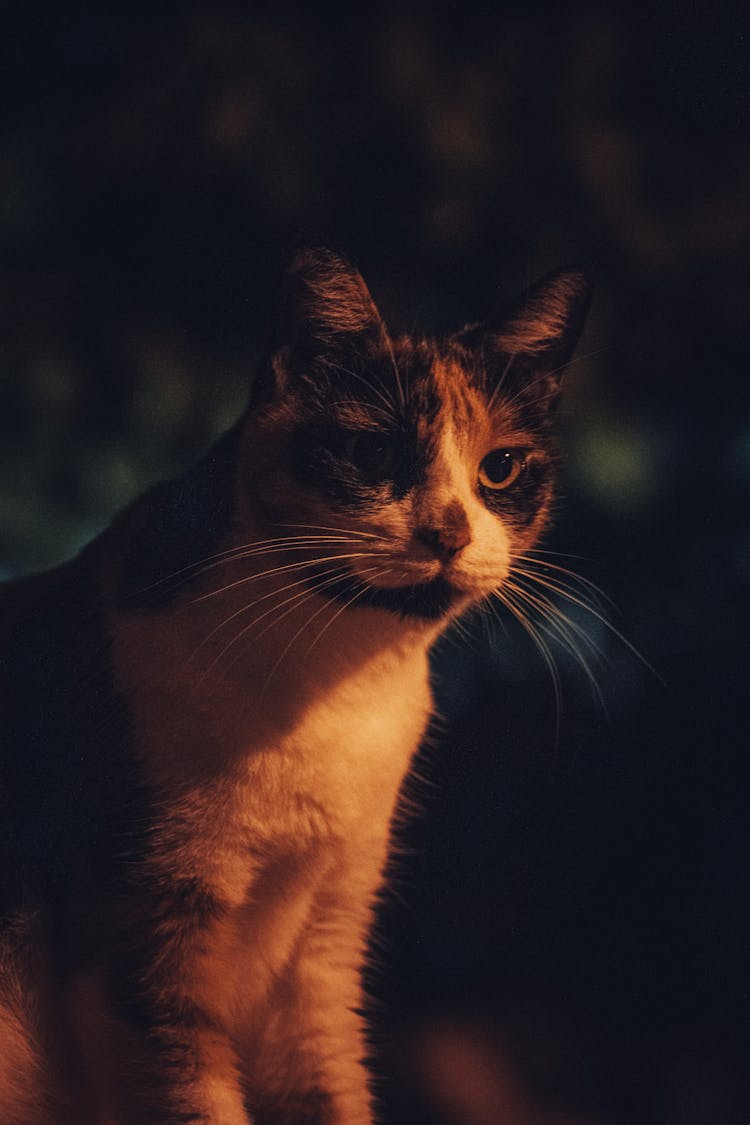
[481,449,516,484]
[345,432,396,480]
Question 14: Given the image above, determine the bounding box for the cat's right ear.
[280,246,387,349]
[252,247,389,405]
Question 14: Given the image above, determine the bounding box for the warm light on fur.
[0,249,590,1124]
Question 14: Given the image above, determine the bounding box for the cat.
[0,246,590,1125]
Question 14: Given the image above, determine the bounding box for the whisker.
[189,561,356,660]
[518,546,597,563]
[132,533,371,596]
[509,566,661,682]
[507,577,605,663]
[488,350,518,410]
[303,568,391,657]
[319,357,397,418]
[189,551,383,605]
[499,367,559,414]
[260,565,383,696]
[504,579,607,710]
[511,565,611,618]
[545,340,625,381]
[382,332,407,409]
[226,568,363,680]
[492,587,563,744]
[512,554,617,610]
[201,564,356,679]
[276,522,380,540]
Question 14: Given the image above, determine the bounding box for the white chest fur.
[114,610,435,1043]
[114,599,437,902]
[244,642,432,849]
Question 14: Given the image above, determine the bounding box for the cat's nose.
[416,502,471,561]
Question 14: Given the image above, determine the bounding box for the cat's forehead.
[311,335,477,429]
[290,331,539,445]
[392,335,511,442]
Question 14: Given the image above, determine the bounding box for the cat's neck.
[102,499,444,784]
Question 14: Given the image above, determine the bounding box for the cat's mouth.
[321,571,461,620]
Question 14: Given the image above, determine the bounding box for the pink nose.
[416,501,471,561]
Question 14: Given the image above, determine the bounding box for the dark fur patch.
[479,454,555,531]
[290,422,397,510]
[1,553,137,921]
[392,345,442,500]
[285,342,444,510]
[312,570,459,621]
[252,1083,335,1125]
[0,552,224,1121]
[118,424,242,609]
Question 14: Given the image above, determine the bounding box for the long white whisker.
[202,565,357,679]
[513,564,612,618]
[260,565,383,696]
[189,552,383,605]
[504,579,607,711]
[510,567,661,682]
[319,357,397,418]
[303,568,391,657]
[520,547,596,562]
[545,341,624,381]
[499,372,550,414]
[493,586,563,744]
[276,522,380,540]
[219,570,360,683]
[190,561,357,660]
[133,533,373,596]
[507,577,604,658]
[512,555,617,611]
[382,333,406,409]
[488,350,518,409]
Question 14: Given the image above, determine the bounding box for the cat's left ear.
[457,267,592,399]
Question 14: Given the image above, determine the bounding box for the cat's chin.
[313,569,467,621]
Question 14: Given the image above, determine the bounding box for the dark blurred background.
[2,3,749,1121]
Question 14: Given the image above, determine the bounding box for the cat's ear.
[457,267,592,398]
[280,246,387,350]
[253,246,390,405]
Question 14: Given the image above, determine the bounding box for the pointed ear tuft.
[459,266,593,377]
[280,245,387,348]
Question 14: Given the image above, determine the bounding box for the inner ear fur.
[280,246,389,352]
[251,247,392,408]
[458,266,593,387]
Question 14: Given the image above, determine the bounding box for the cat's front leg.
[245,982,373,1125]
[103,883,254,1125]
[243,895,376,1125]
[108,998,253,1125]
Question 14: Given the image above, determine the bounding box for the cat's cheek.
[445,513,513,601]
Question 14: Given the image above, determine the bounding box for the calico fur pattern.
[0,248,590,1124]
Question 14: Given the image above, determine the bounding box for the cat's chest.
[237,649,432,850]
[125,633,433,904]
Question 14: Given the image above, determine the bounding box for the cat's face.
[243,249,590,623]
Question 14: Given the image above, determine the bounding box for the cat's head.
[242,247,590,624]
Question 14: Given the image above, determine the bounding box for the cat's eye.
[344,432,397,481]
[478,449,524,490]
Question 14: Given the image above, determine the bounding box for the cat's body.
[0,249,590,1124]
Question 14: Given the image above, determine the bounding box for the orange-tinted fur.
[0,248,590,1123]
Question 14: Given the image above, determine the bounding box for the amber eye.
[344,432,397,481]
[478,449,524,490]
